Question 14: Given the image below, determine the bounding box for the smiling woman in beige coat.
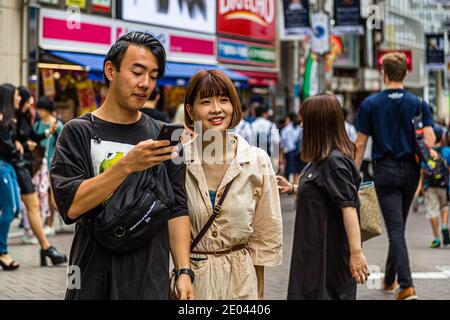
[183,70,283,300]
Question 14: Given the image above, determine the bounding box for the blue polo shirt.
[355,89,434,161]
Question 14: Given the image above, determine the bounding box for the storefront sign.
[426,33,446,71]
[66,0,86,9]
[39,0,59,4]
[333,0,364,35]
[92,0,111,13]
[218,38,275,67]
[217,0,276,42]
[115,21,215,63]
[281,0,311,40]
[39,9,216,64]
[377,50,413,72]
[121,0,216,35]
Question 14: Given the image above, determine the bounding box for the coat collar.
[184,133,256,165]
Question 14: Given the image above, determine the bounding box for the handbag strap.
[299,162,312,180]
[190,178,236,251]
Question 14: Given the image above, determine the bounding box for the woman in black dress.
[277,94,369,300]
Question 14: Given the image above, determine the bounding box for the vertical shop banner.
[41,69,56,98]
[66,0,87,9]
[217,0,276,42]
[121,0,216,34]
[333,0,364,35]
[76,81,97,115]
[426,34,446,70]
[92,0,111,13]
[281,0,311,40]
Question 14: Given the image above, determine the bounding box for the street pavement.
[1,195,449,300]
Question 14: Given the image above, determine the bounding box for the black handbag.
[88,113,175,254]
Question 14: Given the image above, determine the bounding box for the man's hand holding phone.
[121,139,178,174]
[157,124,185,147]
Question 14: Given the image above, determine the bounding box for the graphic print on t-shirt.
[91,139,135,204]
[91,139,135,177]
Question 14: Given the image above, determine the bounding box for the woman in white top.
[183,70,283,300]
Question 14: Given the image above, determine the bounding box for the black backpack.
[413,98,449,189]
[424,149,449,189]
[86,114,175,254]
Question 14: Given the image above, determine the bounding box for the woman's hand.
[15,140,24,155]
[350,251,370,284]
[276,175,293,194]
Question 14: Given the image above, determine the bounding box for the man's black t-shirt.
[50,113,188,300]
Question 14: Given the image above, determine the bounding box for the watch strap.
[175,268,195,283]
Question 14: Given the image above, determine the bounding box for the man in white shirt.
[251,106,280,171]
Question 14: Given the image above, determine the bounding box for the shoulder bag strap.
[190,178,236,251]
[417,97,423,119]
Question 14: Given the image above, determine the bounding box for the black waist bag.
[92,164,175,254]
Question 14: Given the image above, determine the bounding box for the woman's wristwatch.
[175,268,195,283]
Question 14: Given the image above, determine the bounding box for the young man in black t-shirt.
[50,32,194,300]
[355,52,435,300]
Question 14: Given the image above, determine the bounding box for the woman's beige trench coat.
[184,134,283,300]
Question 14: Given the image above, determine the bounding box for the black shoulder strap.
[417,97,423,118]
[190,178,236,251]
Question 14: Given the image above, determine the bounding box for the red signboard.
[217,0,276,42]
[377,50,413,72]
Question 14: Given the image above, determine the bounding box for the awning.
[161,62,249,88]
[44,51,249,88]
[46,50,104,81]
[48,50,104,72]
[234,70,278,86]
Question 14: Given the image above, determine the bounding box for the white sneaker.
[20,234,38,245]
[43,225,56,237]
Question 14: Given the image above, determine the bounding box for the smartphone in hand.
[157,124,185,146]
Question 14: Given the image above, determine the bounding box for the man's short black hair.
[103,31,166,87]
[255,106,269,118]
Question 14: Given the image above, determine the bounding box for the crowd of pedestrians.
[1,32,447,301]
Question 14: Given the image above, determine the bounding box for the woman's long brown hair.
[300,94,356,163]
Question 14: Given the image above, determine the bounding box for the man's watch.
[175,268,195,283]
